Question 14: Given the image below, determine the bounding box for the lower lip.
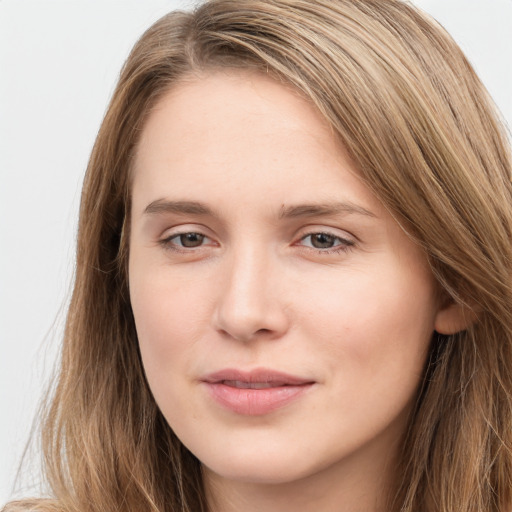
[204,382,313,415]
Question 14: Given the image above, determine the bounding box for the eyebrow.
[143,199,376,219]
[278,202,377,219]
[144,199,214,216]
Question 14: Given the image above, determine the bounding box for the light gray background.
[1,0,511,504]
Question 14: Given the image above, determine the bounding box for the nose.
[212,246,290,342]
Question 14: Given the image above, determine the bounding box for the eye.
[160,231,213,250]
[174,232,206,248]
[298,232,354,251]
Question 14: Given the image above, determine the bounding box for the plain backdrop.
[1,0,511,504]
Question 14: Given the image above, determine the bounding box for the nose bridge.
[213,241,288,341]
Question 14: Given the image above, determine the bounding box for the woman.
[4,0,512,511]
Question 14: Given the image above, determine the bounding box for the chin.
[204,459,315,486]
[196,438,336,486]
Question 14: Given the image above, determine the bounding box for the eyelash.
[159,232,215,254]
[159,229,355,256]
[297,232,355,254]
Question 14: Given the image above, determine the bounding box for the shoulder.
[2,503,35,512]
[2,500,63,512]
[2,505,31,512]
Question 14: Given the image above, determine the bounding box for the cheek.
[297,276,435,452]
[129,274,215,437]
[304,264,437,384]
[129,266,211,389]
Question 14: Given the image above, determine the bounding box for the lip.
[201,368,315,416]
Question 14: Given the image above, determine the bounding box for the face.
[129,70,444,488]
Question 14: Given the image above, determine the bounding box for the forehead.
[131,70,380,218]
[134,70,336,169]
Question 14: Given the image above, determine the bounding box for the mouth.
[202,368,315,415]
[221,380,292,389]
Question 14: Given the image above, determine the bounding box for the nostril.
[212,274,290,342]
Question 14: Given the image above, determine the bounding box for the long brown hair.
[5,1,512,511]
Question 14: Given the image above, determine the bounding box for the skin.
[128,70,463,512]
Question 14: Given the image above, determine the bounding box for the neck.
[203,434,400,512]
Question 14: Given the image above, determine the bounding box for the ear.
[434,299,479,335]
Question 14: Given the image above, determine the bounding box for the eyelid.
[156,224,357,254]
[159,223,214,239]
[166,232,212,245]
[294,227,356,253]
[158,224,218,251]
[296,224,356,241]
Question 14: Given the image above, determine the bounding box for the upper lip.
[202,368,314,386]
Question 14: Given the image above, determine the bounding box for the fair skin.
[128,70,463,512]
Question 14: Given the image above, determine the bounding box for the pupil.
[180,233,204,247]
[312,233,335,248]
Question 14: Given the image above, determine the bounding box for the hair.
[4,1,512,511]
